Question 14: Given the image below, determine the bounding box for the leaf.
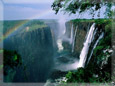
[0,65,3,69]
[14,55,17,61]
[0,49,3,53]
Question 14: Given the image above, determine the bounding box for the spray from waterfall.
[58,18,66,37]
[77,23,96,68]
[57,17,66,51]
[62,23,74,44]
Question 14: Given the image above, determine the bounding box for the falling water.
[87,32,104,64]
[70,24,74,44]
[58,18,66,37]
[57,39,64,51]
[57,18,66,51]
[72,26,78,53]
[77,23,96,68]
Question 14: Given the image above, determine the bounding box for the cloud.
[4,0,54,4]
[4,5,43,14]
[4,5,76,20]
[4,5,45,20]
[0,1,3,20]
[3,2,77,20]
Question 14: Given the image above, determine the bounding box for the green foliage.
[0,49,3,53]
[93,46,104,55]
[95,19,112,25]
[3,20,27,35]
[21,20,47,32]
[14,55,18,61]
[95,19,106,24]
[71,19,94,23]
[3,20,47,36]
[66,71,73,80]
[105,21,112,33]
[4,50,22,82]
[51,0,114,18]
[71,19,112,25]
[4,50,22,70]
[0,65,3,69]
[26,24,47,32]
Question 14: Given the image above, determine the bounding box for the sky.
[0,0,106,20]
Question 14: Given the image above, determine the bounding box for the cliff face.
[65,21,93,55]
[4,27,54,82]
[65,20,107,67]
[4,27,54,56]
[73,22,92,55]
[65,19,112,83]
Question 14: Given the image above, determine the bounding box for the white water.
[57,18,66,51]
[87,32,104,64]
[77,23,96,68]
[57,39,64,51]
[70,24,74,44]
[58,18,66,37]
[72,26,78,53]
[57,20,75,52]
[62,23,74,44]
[55,60,79,71]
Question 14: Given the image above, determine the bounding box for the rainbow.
[3,20,28,40]
[1,9,53,42]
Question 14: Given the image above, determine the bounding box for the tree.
[51,0,115,18]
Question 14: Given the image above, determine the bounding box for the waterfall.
[58,18,66,37]
[57,18,66,51]
[77,23,96,68]
[57,39,64,51]
[70,24,74,44]
[87,32,104,64]
[72,26,78,53]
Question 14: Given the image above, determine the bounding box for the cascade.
[72,26,78,53]
[70,24,74,44]
[77,23,96,68]
[57,18,66,51]
[57,39,64,51]
[87,32,104,64]
[58,18,66,37]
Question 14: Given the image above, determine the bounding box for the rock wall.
[65,21,93,56]
[4,27,54,82]
[65,20,107,67]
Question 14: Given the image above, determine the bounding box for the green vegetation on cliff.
[62,19,113,84]
[3,50,22,82]
[3,20,47,35]
[71,19,112,25]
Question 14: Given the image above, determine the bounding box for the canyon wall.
[65,20,105,67]
[65,21,93,56]
[4,26,54,82]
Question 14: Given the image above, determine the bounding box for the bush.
[4,50,22,82]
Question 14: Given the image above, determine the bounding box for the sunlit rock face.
[4,27,54,82]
